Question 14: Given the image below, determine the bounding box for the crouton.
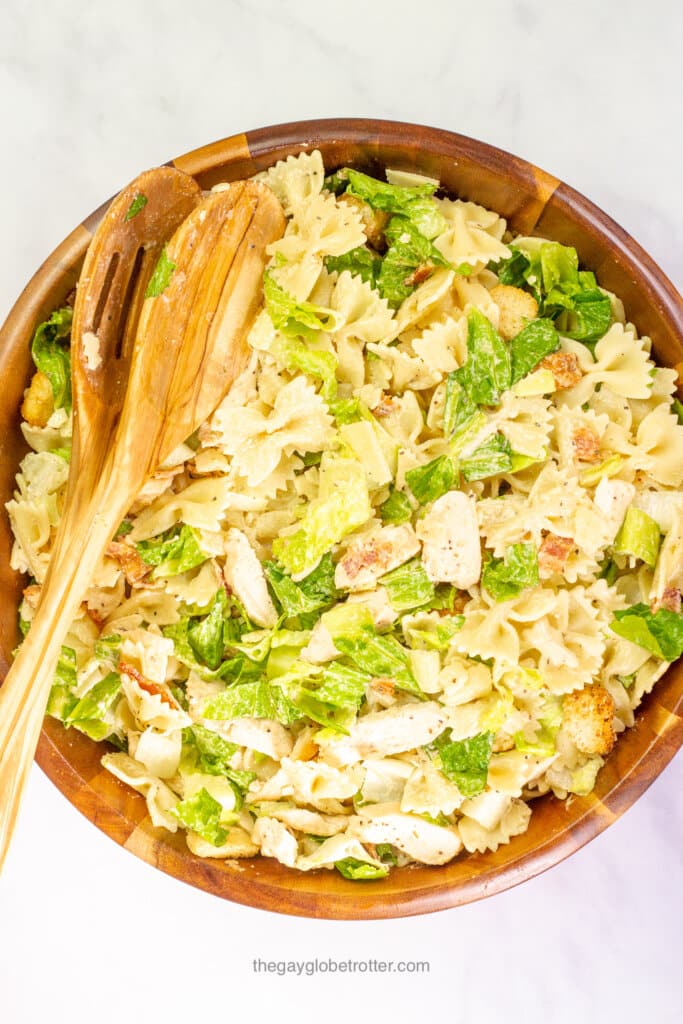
[21,371,54,427]
[338,193,389,250]
[540,351,582,389]
[538,533,575,575]
[571,425,601,463]
[490,284,539,341]
[562,684,615,755]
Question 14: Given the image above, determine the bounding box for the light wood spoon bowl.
[0,177,285,871]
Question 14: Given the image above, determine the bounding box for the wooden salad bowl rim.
[0,118,681,918]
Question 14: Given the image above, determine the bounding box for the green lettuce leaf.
[264,554,338,619]
[64,672,121,741]
[181,725,255,791]
[30,306,73,412]
[272,335,338,400]
[379,487,413,524]
[492,247,530,287]
[263,270,340,338]
[46,645,79,720]
[460,433,512,481]
[203,680,304,726]
[402,615,463,651]
[171,788,228,846]
[482,543,539,601]
[145,246,176,298]
[345,168,445,239]
[324,247,382,288]
[378,216,451,308]
[335,858,389,880]
[510,318,559,384]
[187,589,227,670]
[135,525,208,579]
[380,558,435,612]
[455,308,511,407]
[611,603,683,661]
[272,455,371,579]
[428,730,493,797]
[334,628,423,698]
[515,242,612,346]
[125,192,148,220]
[290,662,369,732]
[613,508,661,568]
[405,455,457,505]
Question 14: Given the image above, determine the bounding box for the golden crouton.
[540,351,583,389]
[21,371,54,427]
[562,684,616,755]
[490,284,539,340]
[338,193,389,251]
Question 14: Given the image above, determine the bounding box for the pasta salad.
[9,151,683,878]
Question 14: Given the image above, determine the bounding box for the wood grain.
[1,118,682,918]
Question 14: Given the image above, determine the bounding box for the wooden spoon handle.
[0,480,128,871]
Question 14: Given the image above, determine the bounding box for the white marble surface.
[1,1,681,1021]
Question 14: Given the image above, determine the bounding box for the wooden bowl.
[1,119,681,918]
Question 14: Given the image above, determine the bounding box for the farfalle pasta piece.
[433,198,510,270]
[256,149,325,215]
[102,752,180,831]
[268,191,366,262]
[214,376,335,488]
[559,324,653,407]
[633,403,683,486]
[458,798,531,853]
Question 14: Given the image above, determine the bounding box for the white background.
[1,1,681,1021]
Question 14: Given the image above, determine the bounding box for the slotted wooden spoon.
[0,177,285,871]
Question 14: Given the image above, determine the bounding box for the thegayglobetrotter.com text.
[252,957,430,977]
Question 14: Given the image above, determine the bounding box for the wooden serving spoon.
[0,177,285,871]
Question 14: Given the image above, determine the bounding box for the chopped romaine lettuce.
[181,725,255,792]
[492,246,529,287]
[509,318,559,384]
[482,543,539,601]
[263,270,341,338]
[324,247,382,288]
[272,336,338,400]
[345,168,445,239]
[64,672,121,741]
[613,508,661,567]
[187,589,227,670]
[611,603,683,661]
[378,217,451,308]
[30,306,73,412]
[272,454,371,579]
[460,433,512,481]
[379,488,413,524]
[334,628,423,698]
[455,308,511,408]
[380,558,435,611]
[428,730,493,797]
[145,246,176,298]
[335,858,389,880]
[46,645,79,721]
[405,455,457,505]
[202,679,304,726]
[125,192,148,220]
[264,554,338,619]
[135,525,208,578]
[171,788,228,846]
